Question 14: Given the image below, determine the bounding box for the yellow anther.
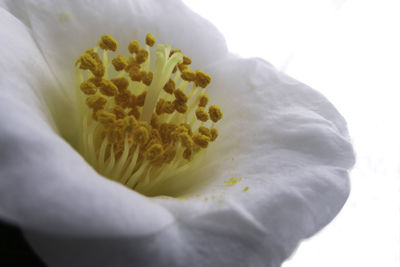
[169,49,181,57]
[181,70,196,82]
[88,76,102,87]
[112,55,128,71]
[97,110,116,127]
[179,133,193,149]
[84,49,105,77]
[136,92,146,107]
[170,125,188,142]
[134,126,149,145]
[111,77,129,91]
[181,123,193,136]
[80,81,97,95]
[195,107,209,122]
[107,126,123,144]
[195,70,211,88]
[128,40,140,54]
[210,128,218,141]
[182,56,192,65]
[125,56,140,72]
[123,115,138,134]
[145,33,156,47]
[198,126,211,138]
[173,100,188,114]
[112,105,126,119]
[129,106,140,120]
[178,64,189,73]
[163,78,175,94]
[192,133,210,148]
[183,148,192,160]
[115,90,131,108]
[162,101,175,114]
[86,95,107,109]
[136,49,149,64]
[77,53,97,71]
[173,89,188,104]
[142,71,153,86]
[209,105,223,123]
[151,114,160,129]
[163,146,177,163]
[156,99,165,115]
[146,144,163,161]
[199,94,209,107]
[98,34,118,51]
[129,67,143,82]
[99,79,118,96]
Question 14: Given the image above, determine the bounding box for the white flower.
[0,1,355,267]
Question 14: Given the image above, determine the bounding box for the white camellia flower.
[0,0,355,266]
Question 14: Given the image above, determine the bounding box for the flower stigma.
[75,34,222,196]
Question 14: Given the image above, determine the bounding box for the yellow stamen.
[112,55,128,71]
[75,33,223,196]
[145,33,156,47]
[209,105,223,123]
[98,34,118,51]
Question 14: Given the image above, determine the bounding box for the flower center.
[75,34,222,196]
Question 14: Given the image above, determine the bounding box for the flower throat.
[75,34,222,196]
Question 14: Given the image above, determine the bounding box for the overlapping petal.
[0,1,354,267]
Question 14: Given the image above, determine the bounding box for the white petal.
[0,3,173,249]
[4,0,228,100]
[149,56,355,265]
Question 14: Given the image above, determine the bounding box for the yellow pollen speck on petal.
[112,55,128,71]
[224,177,241,187]
[243,186,249,192]
[99,35,118,51]
[59,12,70,23]
[145,33,156,47]
[75,33,223,196]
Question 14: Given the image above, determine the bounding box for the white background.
[183,0,400,266]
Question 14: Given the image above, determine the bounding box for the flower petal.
[0,4,173,242]
[149,56,354,265]
[4,0,228,100]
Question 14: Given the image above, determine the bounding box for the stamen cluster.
[75,34,222,194]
